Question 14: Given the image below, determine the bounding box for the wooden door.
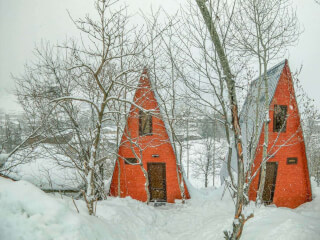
[147,163,167,202]
[262,162,278,204]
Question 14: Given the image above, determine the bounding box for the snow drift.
[0,177,319,240]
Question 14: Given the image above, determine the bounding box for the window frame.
[139,110,152,136]
[273,104,287,132]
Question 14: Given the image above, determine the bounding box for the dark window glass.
[287,157,297,165]
[125,158,138,164]
[273,105,287,132]
[139,110,152,136]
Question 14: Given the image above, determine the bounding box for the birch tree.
[194,1,250,238]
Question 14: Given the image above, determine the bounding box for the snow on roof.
[240,60,286,117]
[220,60,286,182]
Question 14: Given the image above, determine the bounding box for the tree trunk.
[139,162,150,204]
[205,172,208,188]
[257,61,270,203]
[86,95,107,215]
[195,1,248,239]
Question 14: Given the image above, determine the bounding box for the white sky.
[0,0,319,113]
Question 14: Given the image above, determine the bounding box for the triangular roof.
[110,68,178,170]
[220,60,288,180]
[143,69,175,153]
[240,60,286,150]
[240,60,286,119]
[122,68,175,147]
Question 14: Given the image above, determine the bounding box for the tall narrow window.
[139,110,152,136]
[273,105,287,132]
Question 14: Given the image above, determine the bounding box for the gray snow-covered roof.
[220,60,286,182]
[240,60,286,118]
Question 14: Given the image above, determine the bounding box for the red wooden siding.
[109,69,190,203]
[249,61,312,208]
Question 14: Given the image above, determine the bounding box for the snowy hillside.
[1,177,319,240]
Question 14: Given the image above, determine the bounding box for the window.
[287,157,297,165]
[273,105,287,132]
[139,110,152,136]
[124,158,138,164]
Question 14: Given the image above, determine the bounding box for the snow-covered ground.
[1,177,319,240]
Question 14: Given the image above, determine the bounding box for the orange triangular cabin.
[222,60,312,208]
[109,69,190,203]
[248,60,312,208]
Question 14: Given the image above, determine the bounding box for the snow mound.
[0,178,118,240]
[1,177,320,240]
[243,178,320,240]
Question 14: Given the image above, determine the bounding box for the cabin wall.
[109,73,189,203]
[249,63,312,208]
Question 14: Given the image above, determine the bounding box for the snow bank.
[242,178,320,239]
[0,178,233,240]
[0,178,117,240]
[1,177,320,240]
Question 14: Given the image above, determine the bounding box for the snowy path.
[1,178,320,240]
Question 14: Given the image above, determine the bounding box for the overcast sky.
[0,0,319,113]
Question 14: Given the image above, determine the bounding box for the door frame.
[258,161,278,204]
[147,162,167,202]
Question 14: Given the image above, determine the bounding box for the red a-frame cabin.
[222,60,312,208]
[247,60,312,208]
[109,69,189,203]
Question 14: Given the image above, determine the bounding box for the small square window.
[287,157,297,165]
[125,158,138,164]
[139,110,152,136]
[273,105,287,132]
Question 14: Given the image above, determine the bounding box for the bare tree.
[0,103,62,169]
[294,73,320,186]
[14,0,147,215]
[142,10,189,202]
[189,0,299,239]
[191,132,222,188]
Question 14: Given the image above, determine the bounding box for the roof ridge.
[251,59,286,85]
